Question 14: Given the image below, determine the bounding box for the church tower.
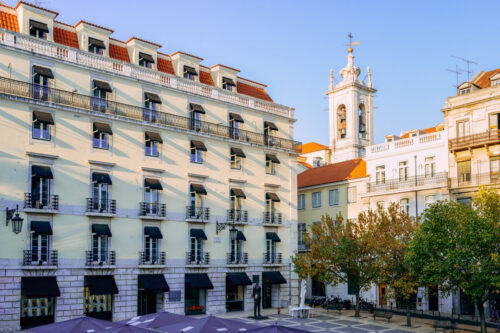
[326,40,376,163]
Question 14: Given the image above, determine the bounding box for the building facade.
[0,2,300,330]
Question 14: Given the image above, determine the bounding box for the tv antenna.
[451,56,477,82]
[446,65,464,90]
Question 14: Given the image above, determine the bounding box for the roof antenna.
[446,64,464,92]
[451,56,478,82]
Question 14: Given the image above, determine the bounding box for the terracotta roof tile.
[475,68,500,89]
[399,123,443,139]
[299,142,329,154]
[16,1,59,16]
[236,81,273,102]
[0,10,19,32]
[298,158,367,188]
[53,27,79,49]
[109,43,130,62]
[199,70,214,86]
[157,57,175,75]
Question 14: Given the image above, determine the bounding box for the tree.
[292,213,379,317]
[366,203,420,327]
[407,187,500,333]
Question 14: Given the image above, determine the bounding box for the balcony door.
[190,237,203,262]
[31,234,48,263]
[93,182,109,212]
[266,239,276,261]
[230,239,242,262]
[456,120,470,138]
[144,187,159,214]
[31,176,50,209]
[92,235,108,262]
[144,236,158,263]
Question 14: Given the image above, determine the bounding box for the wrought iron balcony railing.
[85,250,116,266]
[24,193,59,211]
[226,209,248,224]
[0,76,301,153]
[263,252,282,265]
[298,243,310,252]
[86,198,116,214]
[366,172,449,193]
[186,206,210,222]
[23,250,58,267]
[139,202,166,218]
[449,172,500,188]
[263,212,282,225]
[227,252,248,265]
[449,129,500,151]
[186,252,210,265]
[139,251,166,266]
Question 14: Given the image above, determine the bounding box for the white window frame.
[297,194,305,210]
[312,191,321,208]
[329,189,339,206]
[376,165,385,184]
[347,186,357,203]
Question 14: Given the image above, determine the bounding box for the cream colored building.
[0,2,300,330]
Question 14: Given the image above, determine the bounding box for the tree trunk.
[406,299,412,327]
[476,301,487,333]
[355,291,360,317]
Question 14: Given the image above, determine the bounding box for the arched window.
[337,104,347,139]
[358,103,366,139]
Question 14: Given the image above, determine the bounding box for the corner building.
[0,2,300,330]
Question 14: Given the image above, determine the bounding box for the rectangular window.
[184,66,198,81]
[457,197,472,207]
[139,52,154,68]
[312,192,321,208]
[490,156,500,182]
[88,37,105,55]
[92,234,108,262]
[425,156,436,177]
[29,20,48,39]
[92,178,110,212]
[222,77,236,91]
[32,112,53,141]
[265,154,279,175]
[376,165,385,184]
[92,80,111,112]
[84,287,112,315]
[231,154,242,170]
[21,296,54,321]
[457,160,471,184]
[190,237,203,262]
[400,198,410,215]
[144,99,158,123]
[399,161,409,181]
[456,119,470,138]
[32,67,52,101]
[31,233,49,263]
[92,123,111,149]
[297,223,306,247]
[297,194,305,210]
[190,145,203,164]
[145,132,162,157]
[31,167,51,209]
[347,186,357,203]
[144,236,158,263]
[329,189,339,206]
[489,113,500,131]
[424,195,435,209]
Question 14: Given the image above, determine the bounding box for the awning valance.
[231,147,246,158]
[92,172,112,185]
[30,20,49,33]
[31,221,52,235]
[93,80,112,92]
[190,184,207,195]
[229,112,244,123]
[92,224,112,237]
[88,37,106,49]
[184,66,198,76]
[139,52,155,63]
[33,111,54,124]
[185,273,213,290]
[144,178,163,190]
[223,77,236,86]
[266,232,281,242]
[22,276,60,298]
[263,271,287,284]
[189,103,205,113]
[85,275,118,295]
[266,154,280,164]
[190,228,207,240]
[144,226,163,239]
[236,230,246,241]
[230,188,246,198]
[145,92,162,104]
[33,65,54,79]
[264,121,278,131]
[145,131,162,143]
[138,274,169,293]
[191,140,207,151]
[93,122,113,134]
[266,192,280,202]
[226,272,252,286]
[32,165,53,179]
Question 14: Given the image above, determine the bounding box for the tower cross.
[346,32,361,53]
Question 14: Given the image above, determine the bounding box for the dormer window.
[88,37,105,55]
[492,79,500,87]
[460,88,471,95]
[139,52,154,68]
[222,77,236,91]
[29,20,49,39]
[184,66,198,81]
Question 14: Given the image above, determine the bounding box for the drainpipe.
[414,155,418,217]
[289,262,292,307]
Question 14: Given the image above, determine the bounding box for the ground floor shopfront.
[0,264,292,331]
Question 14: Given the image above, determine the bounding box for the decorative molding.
[141,167,165,173]
[188,173,209,180]
[26,152,59,159]
[88,160,116,167]
[228,178,247,184]
[264,183,280,189]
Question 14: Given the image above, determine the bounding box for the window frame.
[265,157,277,175]
[312,191,322,208]
[32,117,51,141]
[425,156,436,177]
[190,145,204,164]
[347,186,357,204]
[376,165,385,184]
[297,194,305,210]
[400,198,410,215]
[398,161,409,181]
[93,128,109,150]
[231,153,242,170]
[328,189,339,206]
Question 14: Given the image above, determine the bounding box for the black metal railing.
[139,251,166,265]
[226,209,248,224]
[23,250,58,266]
[85,250,116,266]
[139,202,166,217]
[367,172,449,193]
[86,198,116,214]
[186,206,210,221]
[227,252,248,265]
[186,252,210,265]
[263,212,282,225]
[263,252,282,265]
[449,172,500,188]
[0,76,301,152]
[24,193,59,210]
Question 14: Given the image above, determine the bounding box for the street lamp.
[6,205,23,234]
[229,225,238,241]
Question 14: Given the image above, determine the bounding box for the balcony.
[85,251,116,267]
[186,206,210,222]
[22,250,58,269]
[366,172,449,194]
[368,132,445,157]
[139,251,166,267]
[226,209,248,225]
[449,129,500,152]
[226,252,248,266]
[186,252,210,267]
[23,193,58,213]
[263,252,282,266]
[86,198,116,216]
[449,172,500,189]
[0,75,301,153]
[139,202,166,220]
[263,212,282,226]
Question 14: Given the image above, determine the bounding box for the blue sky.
[8,0,500,144]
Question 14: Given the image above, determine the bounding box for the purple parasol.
[26,316,122,333]
[118,311,192,329]
[157,315,259,333]
[245,323,312,333]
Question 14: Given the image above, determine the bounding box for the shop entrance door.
[138,291,157,315]
[379,284,387,306]
[262,283,272,308]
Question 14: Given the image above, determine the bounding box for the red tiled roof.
[157,57,175,75]
[0,9,19,32]
[298,158,367,188]
[109,43,130,62]
[237,81,273,102]
[76,20,113,33]
[199,70,214,86]
[399,123,444,139]
[299,142,329,154]
[53,27,79,49]
[475,68,500,89]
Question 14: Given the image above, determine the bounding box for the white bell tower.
[326,35,376,163]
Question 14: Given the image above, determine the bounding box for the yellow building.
[0,2,300,330]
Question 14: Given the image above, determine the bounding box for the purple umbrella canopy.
[245,324,312,333]
[25,316,122,333]
[157,315,259,333]
[95,324,153,332]
[119,311,193,329]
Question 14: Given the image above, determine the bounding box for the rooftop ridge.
[76,20,114,33]
[237,76,267,88]
[126,36,161,48]
[171,51,203,61]
[15,1,59,16]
